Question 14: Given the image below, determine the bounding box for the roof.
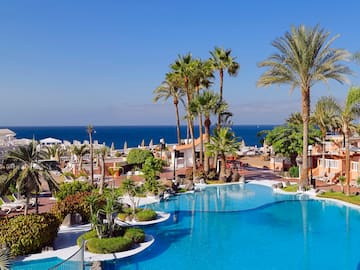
[0,129,16,137]
[40,137,62,144]
[175,134,208,151]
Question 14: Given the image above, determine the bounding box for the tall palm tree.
[71,144,89,172]
[209,47,240,127]
[189,90,228,174]
[171,53,197,179]
[330,87,360,195]
[353,51,360,64]
[2,141,59,215]
[257,25,351,189]
[153,73,185,145]
[190,59,214,165]
[206,127,240,181]
[87,125,95,185]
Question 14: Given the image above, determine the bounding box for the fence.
[48,241,84,270]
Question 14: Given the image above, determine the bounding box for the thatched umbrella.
[123,141,128,152]
[141,139,145,148]
[149,139,154,149]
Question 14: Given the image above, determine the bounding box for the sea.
[2,125,276,149]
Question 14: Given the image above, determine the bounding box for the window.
[351,161,359,172]
[320,159,339,169]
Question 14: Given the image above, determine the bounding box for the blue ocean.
[2,125,275,149]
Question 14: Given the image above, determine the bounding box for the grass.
[206,180,224,185]
[317,191,360,206]
[282,185,298,192]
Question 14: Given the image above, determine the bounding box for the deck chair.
[0,197,25,214]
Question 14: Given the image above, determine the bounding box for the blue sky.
[0,0,359,126]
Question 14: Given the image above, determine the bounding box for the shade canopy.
[40,137,62,145]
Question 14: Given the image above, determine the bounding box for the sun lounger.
[11,194,36,207]
[0,197,25,214]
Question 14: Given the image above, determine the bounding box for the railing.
[48,241,84,270]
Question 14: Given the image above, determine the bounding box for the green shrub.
[117,212,128,221]
[135,209,157,221]
[123,228,145,243]
[51,191,93,223]
[126,149,153,166]
[55,181,93,201]
[86,237,133,254]
[0,213,60,256]
[289,166,299,178]
[77,230,98,247]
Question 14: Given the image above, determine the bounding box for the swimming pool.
[102,184,360,270]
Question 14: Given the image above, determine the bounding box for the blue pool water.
[103,184,360,270]
[12,184,360,270]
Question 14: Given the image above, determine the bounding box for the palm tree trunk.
[217,69,224,128]
[220,154,226,181]
[204,117,211,174]
[89,133,94,185]
[345,127,351,196]
[198,114,204,166]
[99,156,105,195]
[188,119,197,181]
[301,87,310,189]
[174,101,182,145]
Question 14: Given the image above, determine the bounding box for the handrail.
[48,241,84,270]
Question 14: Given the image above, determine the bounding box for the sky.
[0,0,359,126]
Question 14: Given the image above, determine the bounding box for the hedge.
[123,228,145,243]
[135,209,157,222]
[0,213,60,256]
[86,237,133,254]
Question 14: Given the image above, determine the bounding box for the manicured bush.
[289,166,299,178]
[86,236,133,254]
[0,213,60,256]
[55,181,93,201]
[135,209,157,222]
[123,228,145,243]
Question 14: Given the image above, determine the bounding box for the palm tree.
[189,90,228,174]
[190,59,214,165]
[330,87,360,195]
[87,125,95,185]
[0,248,10,270]
[257,25,351,189]
[311,96,341,166]
[171,53,197,179]
[286,112,303,126]
[121,178,137,215]
[71,144,89,172]
[44,144,65,162]
[96,146,108,195]
[2,141,59,215]
[209,47,240,127]
[153,74,185,145]
[206,127,240,181]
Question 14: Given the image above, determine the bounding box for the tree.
[189,90,228,174]
[209,47,240,127]
[121,178,137,215]
[87,125,95,185]
[265,123,321,166]
[141,156,163,182]
[71,144,89,172]
[2,141,59,215]
[353,51,360,64]
[311,96,341,165]
[190,59,214,165]
[126,149,153,168]
[0,249,10,270]
[153,74,185,146]
[44,144,64,162]
[171,53,197,179]
[206,127,240,181]
[330,87,360,195]
[257,24,351,189]
[286,112,303,126]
